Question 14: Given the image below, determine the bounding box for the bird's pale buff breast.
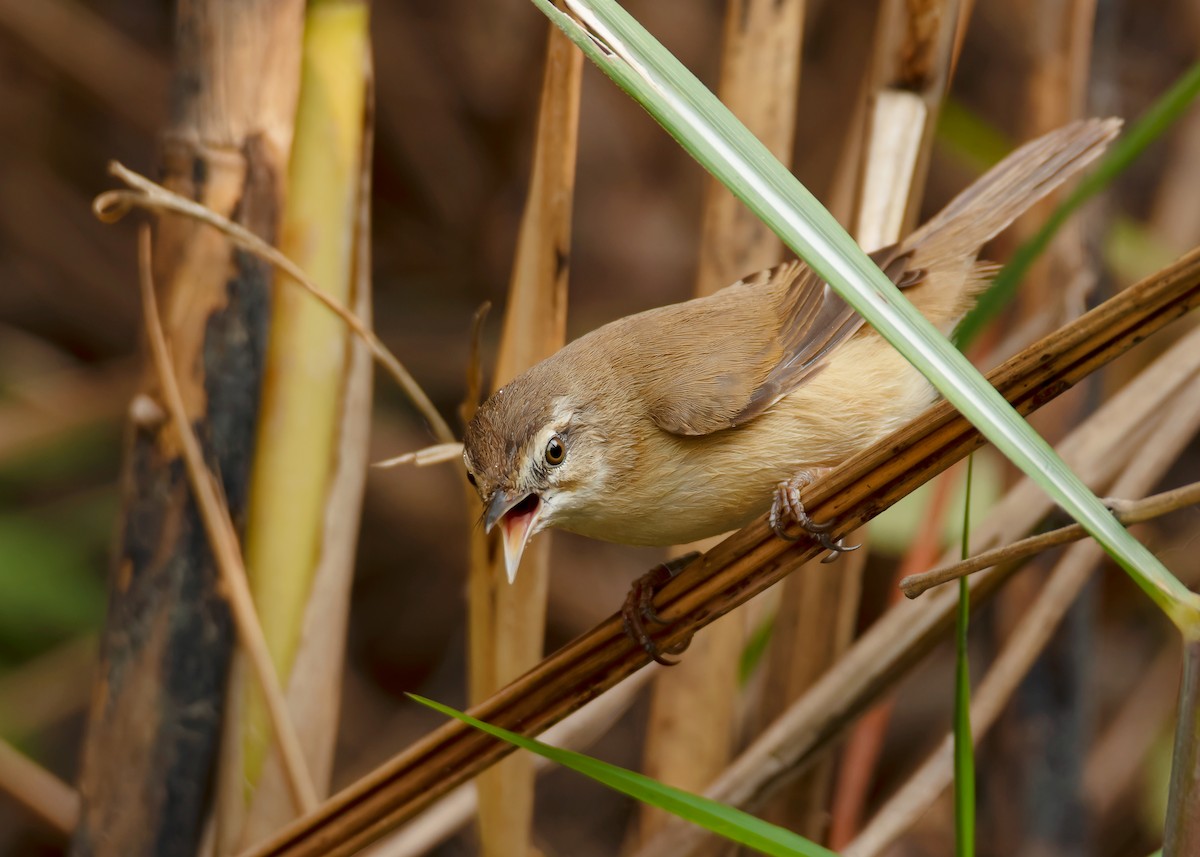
[553,332,937,546]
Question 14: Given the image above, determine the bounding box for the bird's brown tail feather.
[908,117,1120,257]
[902,117,1120,329]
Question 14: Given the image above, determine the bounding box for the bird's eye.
[466,471,477,487]
[544,435,566,466]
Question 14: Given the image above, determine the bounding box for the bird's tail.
[902,117,1121,329]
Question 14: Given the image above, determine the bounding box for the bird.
[463,118,1120,586]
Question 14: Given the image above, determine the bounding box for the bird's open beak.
[484,491,542,584]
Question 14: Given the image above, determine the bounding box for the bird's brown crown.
[463,362,571,486]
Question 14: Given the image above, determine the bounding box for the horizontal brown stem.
[246,246,1200,857]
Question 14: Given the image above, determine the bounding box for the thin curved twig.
[96,162,455,444]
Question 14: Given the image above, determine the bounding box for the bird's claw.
[621,553,698,666]
[771,471,859,561]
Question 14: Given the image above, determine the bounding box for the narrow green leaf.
[954,458,976,857]
[957,59,1200,347]
[409,694,838,857]
[529,0,1198,630]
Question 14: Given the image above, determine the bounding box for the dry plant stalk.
[74,3,307,854]
[844,371,1200,857]
[0,738,78,835]
[0,636,96,738]
[136,228,317,815]
[244,246,1200,857]
[635,0,804,848]
[1008,0,1098,340]
[1085,643,1182,822]
[467,24,582,857]
[902,479,1200,597]
[853,0,965,238]
[0,360,133,463]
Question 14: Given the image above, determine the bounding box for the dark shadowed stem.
[1164,637,1200,857]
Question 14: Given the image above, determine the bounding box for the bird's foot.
[770,469,860,563]
[621,552,699,666]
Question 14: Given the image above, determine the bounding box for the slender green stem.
[954,458,976,857]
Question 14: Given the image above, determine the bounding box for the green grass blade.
[954,458,976,857]
[409,694,838,857]
[956,59,1200,347]
[529,0,1199,630]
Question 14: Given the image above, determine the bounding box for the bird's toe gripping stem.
[621,552,699,666]
[770,470,861,563]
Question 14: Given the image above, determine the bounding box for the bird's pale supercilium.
[463,119,1121,583]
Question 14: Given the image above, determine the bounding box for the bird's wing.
[643,248,923,437]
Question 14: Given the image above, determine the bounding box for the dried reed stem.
[902,480,1200,597]
[0,738,79,835]
[136,227,318,814]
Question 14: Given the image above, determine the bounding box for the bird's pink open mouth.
[492,493,541,583]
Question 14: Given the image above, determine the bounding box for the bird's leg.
[621,552,700,666]
[770,468,861,563]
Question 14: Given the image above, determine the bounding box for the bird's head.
[462,370,611,583]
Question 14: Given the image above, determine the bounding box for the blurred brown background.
[1,0,1198,855]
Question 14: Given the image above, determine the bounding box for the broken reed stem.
[902,479,1200,598]
[242,247,1200,857]
[372,442,463,469]
[97,163,454,445]
[136,227,319,814]
[0,738,79,835]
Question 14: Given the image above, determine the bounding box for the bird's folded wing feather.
[641,248,920,437]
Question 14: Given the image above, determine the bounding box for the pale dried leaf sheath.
[467,23,582,857]
[74,4,307,855]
